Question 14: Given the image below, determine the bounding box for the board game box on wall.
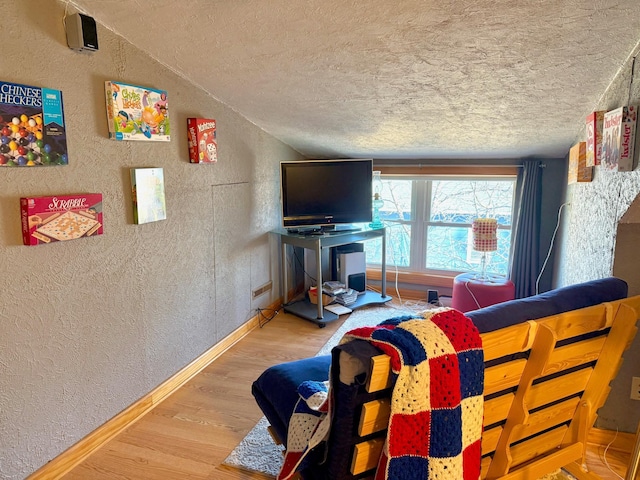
[568,141,592,184]
[585,111,605,167]
[130,168,166,224]
[602,105,637,172]
[187,117,217,163]
[0,80,68,166]
[20,194,103,245]
[105,81,170,141]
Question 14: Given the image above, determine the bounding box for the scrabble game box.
[187,117,217,163]
[602,105,637,172]
[105,81,170,141]
[21,193,103,245]
[0,80,68,166]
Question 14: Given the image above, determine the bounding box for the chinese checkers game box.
[105,81,170,142]
[21,194,103,245]
[602,105,637,172]
[0,80,68,167]
[187,118,217,163]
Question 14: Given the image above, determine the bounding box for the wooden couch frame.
[343,297,640,479]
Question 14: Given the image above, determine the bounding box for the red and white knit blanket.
[279,308,484,480]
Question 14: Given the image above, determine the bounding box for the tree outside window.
[364,176,515,276]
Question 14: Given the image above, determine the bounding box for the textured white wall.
[557,41,640,433]
[0,2,300,478]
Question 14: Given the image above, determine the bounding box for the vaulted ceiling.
[71,0,640,160]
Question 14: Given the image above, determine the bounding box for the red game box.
[585,111,605,167]
[187,117,217,163]
[20,193,103,246]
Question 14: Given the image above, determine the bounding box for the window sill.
[366,267,455,289]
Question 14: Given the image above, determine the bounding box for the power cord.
[256,307,280,328]
[602,428,624,480]
[536,202,570,295]
[464,280,482,310]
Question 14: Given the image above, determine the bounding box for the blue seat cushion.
[252,355,332,445]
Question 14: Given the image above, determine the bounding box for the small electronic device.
[428,290,440,305]
[339,251,366,293]
[66,13,99,52]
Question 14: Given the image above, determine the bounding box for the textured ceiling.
[70,0,640,160]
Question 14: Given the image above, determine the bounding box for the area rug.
[221,302,577,480]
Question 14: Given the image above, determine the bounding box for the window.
[365,172,516,277]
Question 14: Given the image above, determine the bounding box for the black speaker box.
[66,13,99,52]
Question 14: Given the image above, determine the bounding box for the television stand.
[274,227,392,327]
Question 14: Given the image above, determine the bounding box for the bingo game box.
[21,194,103,246]
[105,81,170,141]
[187,117,217,163]
[0,80,68,166]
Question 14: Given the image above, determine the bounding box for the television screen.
[280,159,373,229]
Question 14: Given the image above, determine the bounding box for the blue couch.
[251,277,629,477]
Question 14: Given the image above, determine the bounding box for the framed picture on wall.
[130,168,167,224]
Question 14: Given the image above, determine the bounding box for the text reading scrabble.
[0,81,68,166]
[20,194,103,246]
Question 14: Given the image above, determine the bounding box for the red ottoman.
[451,273,515,313]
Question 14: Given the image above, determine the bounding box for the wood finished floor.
[62,309,633,480]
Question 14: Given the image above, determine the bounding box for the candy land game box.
[105,81,170,141]
[21,194,103,245]
[187,118,217,163]
[0,80,68,166]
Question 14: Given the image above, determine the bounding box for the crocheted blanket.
[278,308,484,480]
[344,308,484,480]
[278,379,331,480]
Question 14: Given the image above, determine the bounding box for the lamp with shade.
[472,217,497,280]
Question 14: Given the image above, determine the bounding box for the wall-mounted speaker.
[66,13,99,52]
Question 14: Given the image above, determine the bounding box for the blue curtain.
[510,159,542,299]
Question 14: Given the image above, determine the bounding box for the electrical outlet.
[631,377,640,401]
[252,281,273,299]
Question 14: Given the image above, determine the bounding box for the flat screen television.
[280,158,373,230]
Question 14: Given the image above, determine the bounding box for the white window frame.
[368,166,518,279]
